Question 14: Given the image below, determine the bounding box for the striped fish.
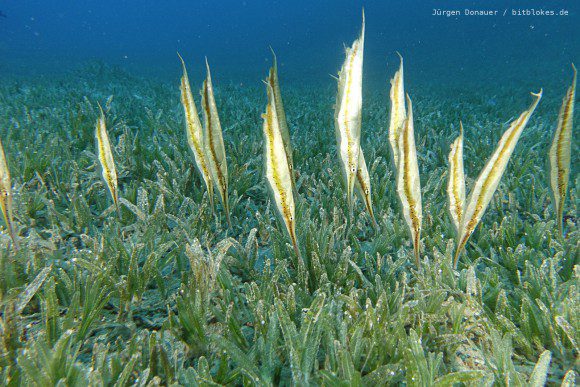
[178,53,214,210]
[335,12,364,215]
[355,147,377,228]
[454,91,542,267]
[0,137,18,249]
[396,95,422,266]
[268,50,295,193]
[388,53,406,169]
[447,122,466,234]
[202,59,230,227]
[95,104,120,216]
[262,81,299,256]
[549,64,576,236]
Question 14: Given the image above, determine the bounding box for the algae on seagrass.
[334,11,364,215]
[549,64,576,236]
[178,53,215,211]
[202,59,230,226]
[454,91,542,267]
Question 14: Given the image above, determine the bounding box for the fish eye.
[365,189,370,195]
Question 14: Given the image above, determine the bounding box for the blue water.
[1,0,578,88]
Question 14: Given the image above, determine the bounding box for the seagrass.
[0,13,576,385]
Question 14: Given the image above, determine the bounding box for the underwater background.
[1,0,578,86]
[0,0,578,385]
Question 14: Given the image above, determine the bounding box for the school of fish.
[0,14,574,271]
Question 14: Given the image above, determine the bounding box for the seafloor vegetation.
[0,62,577,385]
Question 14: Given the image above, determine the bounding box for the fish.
[388,53,406,169]
[396,95,422,266]
[549,64,576,236]
[334,11,364,215]
[354,147,377,228]
[178,53,214,211]
[262,80,300,256]
[268,49,295,193]
[201,59,230,227]
[454,91,542,268]
[447,122,466,234]
[95,104,120,216]
[0,137,18,250]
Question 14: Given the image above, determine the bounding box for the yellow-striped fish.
[396,95,422,266]
[549,64,576,236]
[355,147,377,228]
[454,91,542,267]
[447,122,466,234]
[335,12,364,214]
[268,50,295,193]
[0,137,18,250]
[262,81,299,256]
[201,59,230,227]
[388,53,406,169]
[95,104,120,216]
[178,53,214,210]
